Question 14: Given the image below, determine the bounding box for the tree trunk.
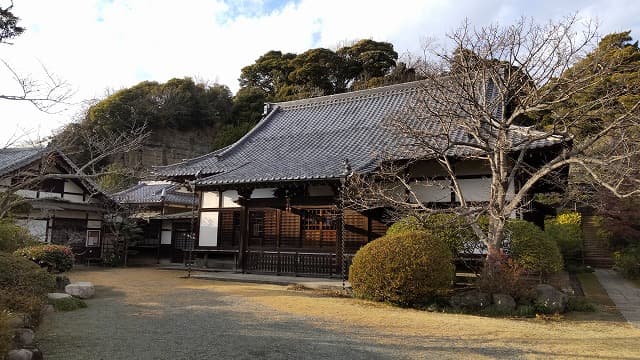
[484,216,506,275]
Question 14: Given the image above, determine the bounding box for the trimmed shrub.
[387,214,481,253]
[349,231,454,306]
[0,220,40,252]
[15,244,74,272]
[545,212,582,259]
[506,219,563,280]
[614,246,640,279]
[0,253,56,320]
[49,296,87,312]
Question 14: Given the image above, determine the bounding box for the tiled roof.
[112,182,194,206]
[0,147,47,176]
[153,81,562,186]
[0,146,105,197]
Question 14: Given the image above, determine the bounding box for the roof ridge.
[152,144,232,172]
[273,80,423,109]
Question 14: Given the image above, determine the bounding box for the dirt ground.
[38,267,640,360]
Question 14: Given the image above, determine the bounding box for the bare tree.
[1,1,73,112]
[346,17,640,270]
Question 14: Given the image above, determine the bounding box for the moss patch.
[49,296,87,312]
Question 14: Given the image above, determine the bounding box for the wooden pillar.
[336,210,344,277]
[237,189,252,273]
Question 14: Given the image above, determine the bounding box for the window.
[302,208,338,248]
[249,211,264,238]
[86,230,100,247]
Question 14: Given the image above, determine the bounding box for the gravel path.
[38,269,396,360]
[37,267,640,360]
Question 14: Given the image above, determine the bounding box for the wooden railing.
[244,251,354,277]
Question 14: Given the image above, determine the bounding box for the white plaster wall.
[410,180,451,203]
[251,188,276,199]
[222,190,240,208]
[38,191,62,200]
[16,190,37,199]
[63,181,83,193]
[64,194,84,203]
[457,178,492,202]
[202,191,220,208]
[160,220,172,245]
[199,212,219,246]
[87,220,102,229]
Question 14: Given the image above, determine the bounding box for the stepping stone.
[65,282,95,299]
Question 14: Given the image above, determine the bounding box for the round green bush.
[387,214,481,253]
[0,252,56,319]
[506,219,563,278]
[14,244,75,273]
[349,231,454,306]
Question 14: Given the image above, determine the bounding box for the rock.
[47,293,72,301]
[535,284,568,313]
[6,313,31,329]
[13,328,35,347]
[449,290,491,309]
[65,282,95,299]
[7,349,33,360]
[55,275,70,292]
[30,349,43,360]
[492,293,516,312]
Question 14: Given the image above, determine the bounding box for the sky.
[1,0,639,146]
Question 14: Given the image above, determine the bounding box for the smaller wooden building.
[112,181,196,263]
[0,147,108,258]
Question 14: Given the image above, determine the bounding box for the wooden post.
[237,189,252,273]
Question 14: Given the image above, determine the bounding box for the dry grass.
[67,267,640,360]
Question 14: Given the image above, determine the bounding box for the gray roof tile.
[0,147,47,176]
[154,81,562,186]
[112,183,194,206]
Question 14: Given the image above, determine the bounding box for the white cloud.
[1,0,639,145]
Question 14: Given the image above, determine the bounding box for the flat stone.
[47,293,72,301]
[65,282,95,299]
[7,349,33,360]
[14,328,35,347]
